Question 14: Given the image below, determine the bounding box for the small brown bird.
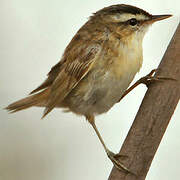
[6,4,172,172]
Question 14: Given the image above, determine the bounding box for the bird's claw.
[106,150,133,174]
[138,69,176,87]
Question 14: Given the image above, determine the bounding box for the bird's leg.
[118,69,176,102]
[86,115,131,173]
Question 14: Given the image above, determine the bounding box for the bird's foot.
[138,69,176,87]
[118,69,176,102]
[106,150,133,174]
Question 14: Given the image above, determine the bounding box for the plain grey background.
[1,0,180,180]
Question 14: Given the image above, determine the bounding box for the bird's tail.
[6,89,50,113]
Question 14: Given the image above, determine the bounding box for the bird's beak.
[145,14,172,24]
[151,14,172,22]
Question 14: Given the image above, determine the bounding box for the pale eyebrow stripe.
[112,13,149,22]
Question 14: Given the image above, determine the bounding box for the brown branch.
[108,23,180,180]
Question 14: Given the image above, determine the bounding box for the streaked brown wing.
[30,34,83,95]
[30,21,106,96]
[42,43,101,118]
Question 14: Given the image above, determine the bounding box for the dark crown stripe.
[94,4,151,17]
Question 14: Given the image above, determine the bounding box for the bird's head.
[91,4,172,41]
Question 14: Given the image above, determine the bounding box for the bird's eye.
[129,18,138,26]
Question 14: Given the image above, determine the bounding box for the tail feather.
[6,89,49,113]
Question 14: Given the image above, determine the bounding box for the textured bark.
[108,23,180,180]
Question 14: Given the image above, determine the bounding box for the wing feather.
[42,44,101,118]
